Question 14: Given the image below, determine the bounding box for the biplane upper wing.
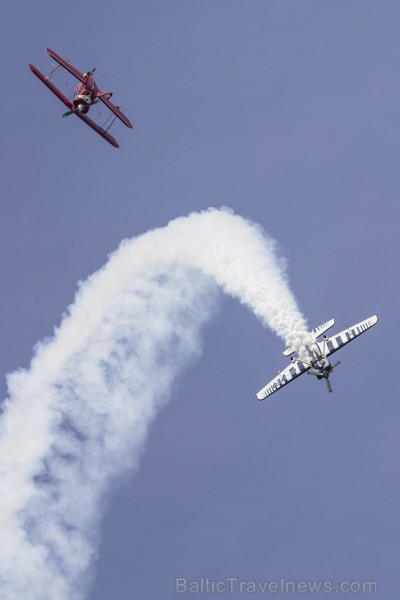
[29,63,119,148]
[256,359,311,400]
[46,48,86,84]
[97,95,133,128]
[322,315,378,358]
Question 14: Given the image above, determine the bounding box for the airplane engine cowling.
[76,103,89,114]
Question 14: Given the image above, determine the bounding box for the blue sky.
[0,1,398,598]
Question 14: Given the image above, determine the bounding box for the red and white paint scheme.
[29,48,133,148]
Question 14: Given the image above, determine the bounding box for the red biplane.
[29,48,133,148]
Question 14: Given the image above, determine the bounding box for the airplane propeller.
[62,109,76,118]
[62,100,99,118]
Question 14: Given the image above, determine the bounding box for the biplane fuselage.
[73,75,98,114]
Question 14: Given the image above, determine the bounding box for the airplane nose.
[75,103,89,114]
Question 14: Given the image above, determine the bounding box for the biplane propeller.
[62,100,99,118]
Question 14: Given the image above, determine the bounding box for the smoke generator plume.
[0,208,311,599]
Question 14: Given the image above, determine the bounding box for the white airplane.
[256,315,378,399]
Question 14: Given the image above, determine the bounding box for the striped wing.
[323,315,378,357]
[256,359,310,400]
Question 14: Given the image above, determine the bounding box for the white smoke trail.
[0,208,311,600]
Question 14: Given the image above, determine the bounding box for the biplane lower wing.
[74,111,119,148]
[29,63,119,148]
[98,95,133,129]
[29,63,73,110]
